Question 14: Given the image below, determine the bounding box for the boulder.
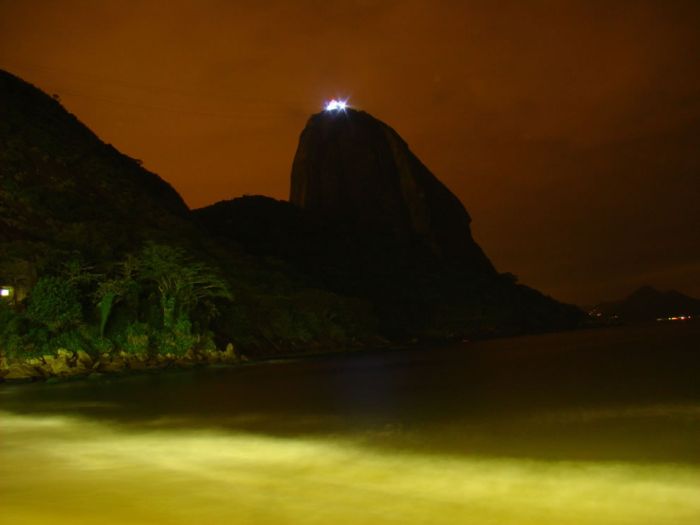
[97,355,126,373]
[42,354,73,376]
[222,343,238,363]
[203,349,222,364]
[56,348,73,360]
[75,350,93,368]
[125,354,148,371]
[4,362,41,380]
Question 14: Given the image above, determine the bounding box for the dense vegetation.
[0,241,375,364]
[0,70,377,371]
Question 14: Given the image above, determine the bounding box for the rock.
[4,362,40,380]
[153,354,168,365]
[98,356,126,373]
[71,362,90,375]
[222,343,238,363]
[126,354,148,371]
[174,357,195,368]
[56,348,73,360]
[76,350,93,368]
[203,349,221,364]
[41,354,73,376]
[290,108,495,270]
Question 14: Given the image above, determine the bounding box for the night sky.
[1,0,698,306]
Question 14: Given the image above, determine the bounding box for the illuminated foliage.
[137,243,232,329]
[95,254,140,336]
[27,276,82,331]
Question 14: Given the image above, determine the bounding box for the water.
[2,323,699,524]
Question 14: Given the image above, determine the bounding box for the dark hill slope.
[197,195,582,338]
[0,69,193,257]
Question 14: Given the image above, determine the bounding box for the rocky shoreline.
[0,344,242,383]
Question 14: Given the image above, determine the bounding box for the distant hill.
[591,286,700,323]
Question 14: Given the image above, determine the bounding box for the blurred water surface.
[2,323,699,524]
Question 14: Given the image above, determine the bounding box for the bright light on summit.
[325,99,348,111]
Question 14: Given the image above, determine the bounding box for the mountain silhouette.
[593,286,700,322]
[197,108,582,337]
[290,108,494,272]
[0,69,198,256]
[0,68,583,346]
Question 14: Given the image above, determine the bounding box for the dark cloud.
[1,0,699,304]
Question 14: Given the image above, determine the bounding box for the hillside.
[196,108,583,338]
[0,70,376,372]
[592,286,700,323]
[0,70,193,250]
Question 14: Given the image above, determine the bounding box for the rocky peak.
[290,108,494,273]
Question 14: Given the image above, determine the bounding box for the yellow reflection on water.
[1,411,699,525]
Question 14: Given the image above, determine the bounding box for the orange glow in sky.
[1,0,699,304]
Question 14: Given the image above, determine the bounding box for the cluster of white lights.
[656,315,693,322]
[325,99,348,112]
[0,288,11,297]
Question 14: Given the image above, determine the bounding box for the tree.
[27,276,82,331]
[136,244,232,329]
[94,254,140,337]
